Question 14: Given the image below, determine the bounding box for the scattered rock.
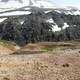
[62,63,70,67]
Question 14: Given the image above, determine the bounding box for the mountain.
[0,0,80,45]
[0,0,80,17]
[0,9,80,45]
[0,0,57,16]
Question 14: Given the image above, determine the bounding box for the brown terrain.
[0,40,80,80]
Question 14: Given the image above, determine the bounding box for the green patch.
[41,47,53,52]
[12,47,51,55]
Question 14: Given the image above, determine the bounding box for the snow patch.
[45,10,52,13]
[46,18,54,23]
[73,10,80,15]
[64,10,80,15]
[63,23,69,29]
[24,8,30,10]
[0,11,31,16]
[0,18,7,23]
[52,24,61,32]
[20,21,24,24]
[54,10,62,13]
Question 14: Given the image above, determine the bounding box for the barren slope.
[0,41,80,80]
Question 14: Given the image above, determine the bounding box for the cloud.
[1,0,23,3]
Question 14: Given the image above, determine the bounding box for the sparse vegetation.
[0,40,18,50]
[0,41,80,80]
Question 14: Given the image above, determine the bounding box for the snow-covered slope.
[0,0,80,32]
[55,6,80,15]
[0,0,57,17]
[0,0,80,16]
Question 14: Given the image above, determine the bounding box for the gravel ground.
[0,42,80,80]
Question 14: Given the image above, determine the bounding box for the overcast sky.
[50,0,80,8]
[0,0,80,9]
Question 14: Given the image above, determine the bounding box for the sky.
[0,0,80,9]
[50,0,80,8]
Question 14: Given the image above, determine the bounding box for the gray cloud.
[1,0,23,3]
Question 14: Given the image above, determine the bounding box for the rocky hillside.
[0,8,80,46]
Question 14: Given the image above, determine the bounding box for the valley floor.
[0,41,80,80]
